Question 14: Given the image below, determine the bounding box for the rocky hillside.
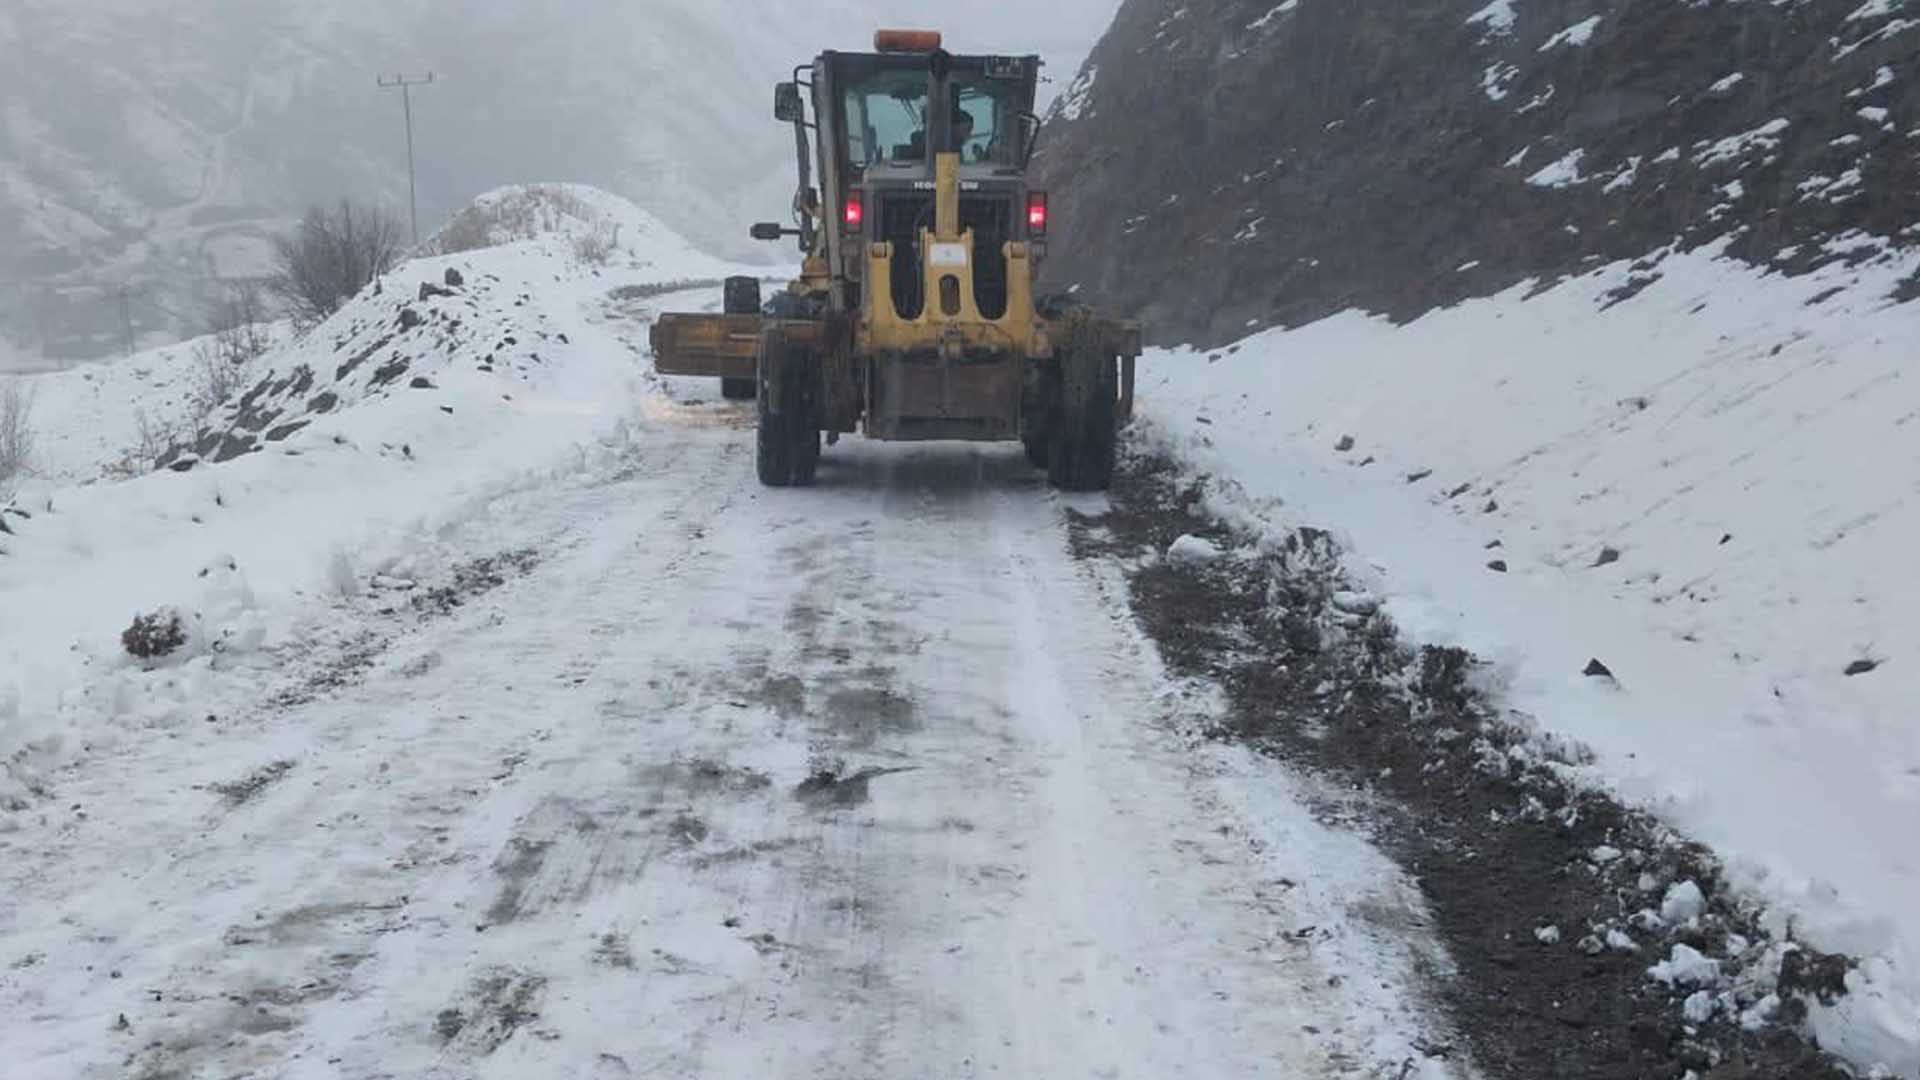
[1035,0,1920,345]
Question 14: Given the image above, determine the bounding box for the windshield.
[842,69,929,168]
[841,67,1032,169]
[951,78,1026,167]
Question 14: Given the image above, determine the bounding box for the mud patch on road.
[785,599,828,637]
[1078,451,1863,1080]
[775,531,833,571]
[824,893,879,923]
[592,932,636,970]
[666,812,710,846]
[691,836,805,870]
[265,630,385,709]
[634,757,774,797]
[208,759,294,806]
[222,899,406,947]
[794,762,917,809]
[731,669,807,719]
[261,550,542,715]
[436,969,546,1055]
[219,977,348,1036]
[397,650,443,678]
[129,967,367,1074]
[485,837,554,925]
[411,549,542,617]
[133,921,390,1077]
[821,686,918,745]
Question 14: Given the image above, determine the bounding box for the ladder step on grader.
[649,29,1140,491]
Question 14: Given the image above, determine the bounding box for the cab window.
[952,79,1023,166]
[842,70,928,167]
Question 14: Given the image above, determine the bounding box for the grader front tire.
[722,276,761,402]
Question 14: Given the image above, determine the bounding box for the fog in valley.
[0,0,1116,369]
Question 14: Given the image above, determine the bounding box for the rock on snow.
[1650,944,1723,988]
[1167,534,1226,568]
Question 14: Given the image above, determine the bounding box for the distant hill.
[2,0,1115,366]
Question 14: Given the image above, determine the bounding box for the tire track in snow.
[0,423,747,1080]
[2,419,1466,1079]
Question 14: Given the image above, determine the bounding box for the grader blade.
[648,313,763,381]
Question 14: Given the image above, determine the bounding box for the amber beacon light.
[874,29,943,52]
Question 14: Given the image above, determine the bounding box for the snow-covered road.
[3,397,1459,1078]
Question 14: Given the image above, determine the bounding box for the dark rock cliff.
[1034,0,1919,346]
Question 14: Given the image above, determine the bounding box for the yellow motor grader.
[649,29,1140,490]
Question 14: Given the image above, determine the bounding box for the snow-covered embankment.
[0,186,754,818]
[1137,242,1920,1072]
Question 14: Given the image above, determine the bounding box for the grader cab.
[649,30,1140,490]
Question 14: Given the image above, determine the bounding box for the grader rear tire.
[755,330,820,488]
[1046,352,1118,493]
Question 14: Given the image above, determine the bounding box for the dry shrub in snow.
[0,380,33,493]
[573,231,615,264]
[270,200,404,328]
[203,281,271,368]
[190,341,250,418]
[122,609,188,661]
[428,185,599,256]
[110,409,185,478]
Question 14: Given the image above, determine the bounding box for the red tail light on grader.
[649,30,1140,490]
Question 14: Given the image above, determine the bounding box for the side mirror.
[750,222,787,241]
[774,82,803,123]
[1016,112,1042,167]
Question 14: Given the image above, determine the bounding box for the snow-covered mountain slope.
[11,184,728,488]
[0,0,1118,368]
[15,325,297,489]
[1135,245,1920,1075]
[0,0,836,364]
[1036,0,1919,345]
[0,185,756,812]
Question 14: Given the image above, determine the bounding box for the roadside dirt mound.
[1073,451,1868,1079]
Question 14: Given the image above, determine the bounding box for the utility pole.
[117,284,135,357]
[377,72,435,246]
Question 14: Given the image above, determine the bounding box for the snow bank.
[425,183,730,275]
[1538,15,1601,51]
[1135,242,1920,1074]
[1466,0,1516,36]
[1650,944,1723,988]
[19,324,296,487]
[0,185,758,824]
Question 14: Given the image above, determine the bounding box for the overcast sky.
[887,1,1120,52]
[823,1,1122,103]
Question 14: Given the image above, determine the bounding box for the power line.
[377,72,436,247]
